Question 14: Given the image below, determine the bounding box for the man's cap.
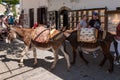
[93,12,98,16]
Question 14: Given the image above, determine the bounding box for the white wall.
[21,0,120,12]
[20,0,48,27]
[48,0,120,11]
[20,0,120,27]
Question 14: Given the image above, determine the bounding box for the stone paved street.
[0,39,120,80]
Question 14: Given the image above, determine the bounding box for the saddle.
[32,25,50,43]
[77,28,98,43]
[49,29,63,40]
[32,25,63,43]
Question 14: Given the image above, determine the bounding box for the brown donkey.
[65,30,115,72]
[6,26,71,70]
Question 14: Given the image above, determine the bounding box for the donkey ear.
[4,23,9,28]
[10,27,15,31]
[17,25,22,28]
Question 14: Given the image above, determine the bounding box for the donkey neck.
[14,27,32,38]
[14,28,24,38]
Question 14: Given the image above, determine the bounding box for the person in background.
[77,15,88,30]
[3,15,8,24]
[115,22,120,40]
[0,18,3,40]
[77,15,88,29]
[89,12,101,30]
[0,17,7,40]
[19,10,24,27]
[113,22,120,64]
[0,16,8,29]
[8,15,15,25]
[0,17,3,28]
[33,22,39,29]
[89,12,102,40]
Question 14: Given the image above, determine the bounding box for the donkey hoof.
[67,68,70,72]
[16,54,23,58]
[50,65,55,70]
[50,67,54,70]
[107,69,113,73]
[18,63,24,67]
[48,68,52,72]
[33,63,37,67]
[33,62,37,65]
[86,61,89,64]
[98,65,102,69]
[85,61,89,65]
[99,63,104,67]
[67,65,71,71]
[70,62,75,65]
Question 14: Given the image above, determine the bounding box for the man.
[89,12,101,30]
[89,12,102,40]
[77,15,88,29]
[19,10,24,27]
[8,16,15,25]
[114,22,120,64]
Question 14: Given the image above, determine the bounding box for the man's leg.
[113,39,119,62]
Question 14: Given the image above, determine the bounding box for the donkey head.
[6,27,17,43]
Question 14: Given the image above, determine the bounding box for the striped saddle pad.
[32,26,63,43]
[32,25,50,43]
[77,28,98,43]
[49,29,64,40]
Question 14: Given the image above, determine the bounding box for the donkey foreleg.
[51,48,58,70]
[19,46,29,67]
[99,54,107,67]
[107,53,114,73]
[33,47,37,66]
[71,47,77,65]
[79,50,89,64]
[60,45,71,71]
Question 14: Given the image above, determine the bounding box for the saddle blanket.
[32,26,63,43]
[32,26,50,43]
[110,40,120,56]
[50,29,63,40]
[77,28,98,43]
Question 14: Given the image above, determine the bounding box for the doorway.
[59,6,71,29]
[60,10,68,29]
[37,7,47,25]
[29,8,34,28]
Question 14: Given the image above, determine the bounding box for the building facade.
[48,0,120,11]
[20,0,48,27]
[20,0,120,30]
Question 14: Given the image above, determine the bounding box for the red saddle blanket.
[32,26,50,43]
